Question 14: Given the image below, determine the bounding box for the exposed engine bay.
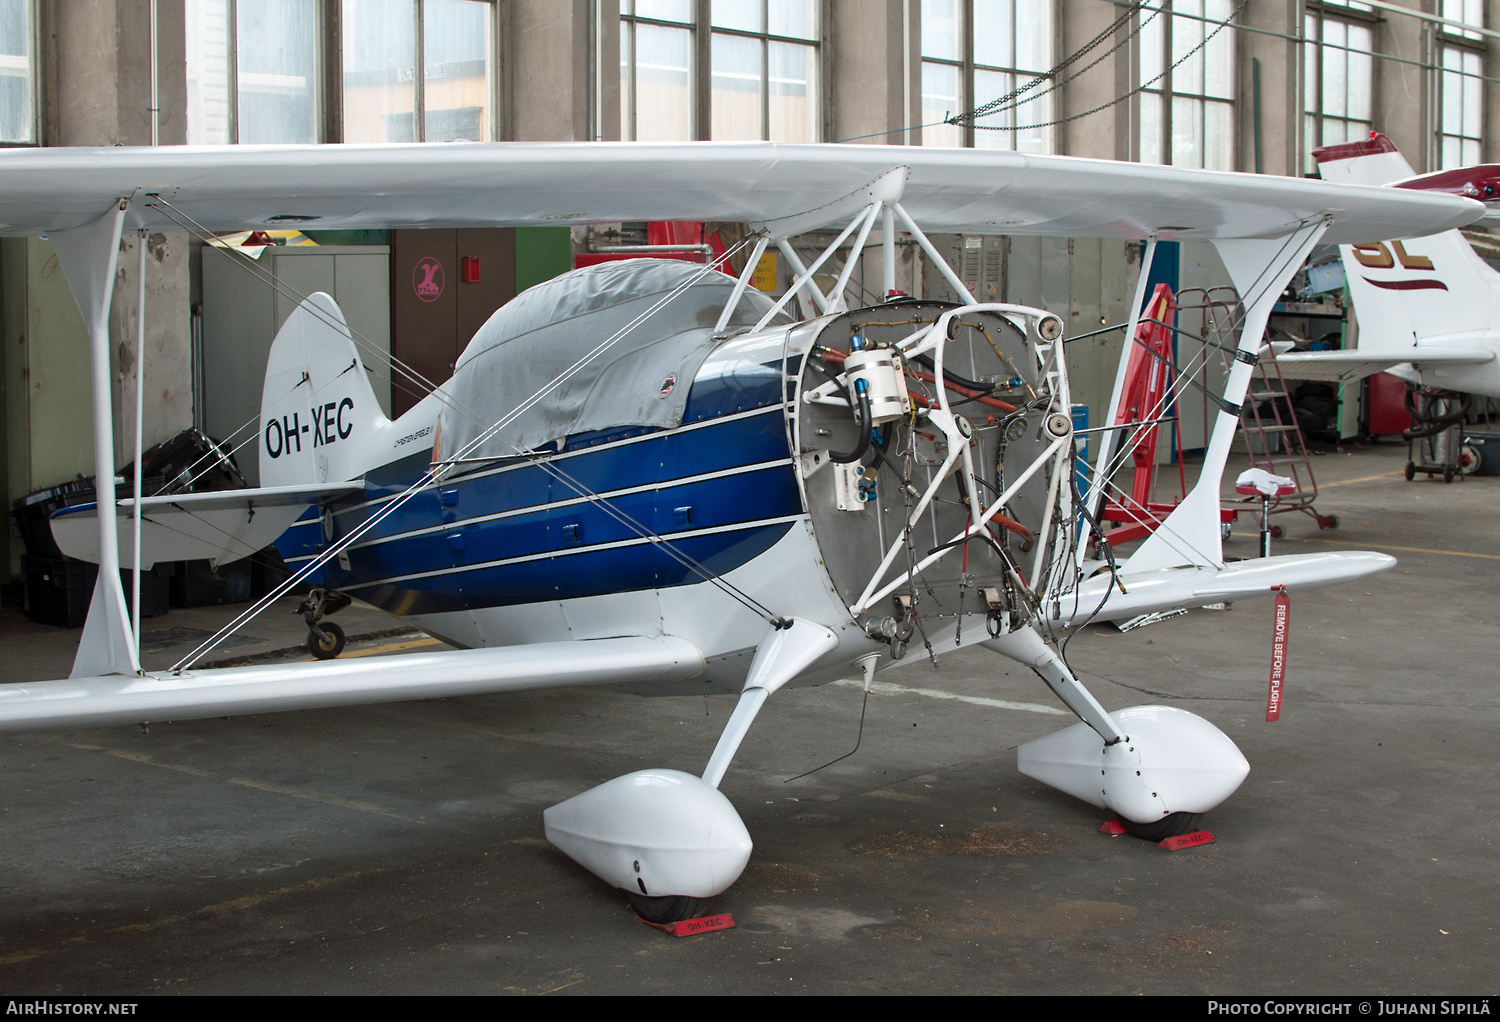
[789,300,1084,657]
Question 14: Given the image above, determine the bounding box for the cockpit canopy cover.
[441,258,786,462]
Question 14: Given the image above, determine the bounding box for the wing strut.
[1077,234,1158,564]
[1121,219,1329,574]
[49,202,139,679]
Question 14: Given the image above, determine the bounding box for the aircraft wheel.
[1120,812,1203,842]
[1404,461,1415,481]
[1459,444,1482,475]
[625,891,711,924]
[307,621,346,660]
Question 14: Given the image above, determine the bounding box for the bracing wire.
[166,230,786,671]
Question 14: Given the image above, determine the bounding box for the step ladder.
[1237,348,1338,535]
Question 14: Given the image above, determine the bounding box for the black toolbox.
[170,557,254,608]
[22,556,171,628]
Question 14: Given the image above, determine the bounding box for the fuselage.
[274,292,1060,692]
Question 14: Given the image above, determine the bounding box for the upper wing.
[0,142,1480,244]
[1271,346,1496,384]
[0,635,704,734]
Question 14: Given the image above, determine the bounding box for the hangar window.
[919,0,1054,153]
[0,0,35,145]
[709,0,819,142]
[187,0,321,144]
[1302,2,1374,175]
[620,0,694,141]
[619,0,820,142]
[342,0,496,143]
[187,0,497,144]
[1437,0,1485,169]
[1137,0,1235,170]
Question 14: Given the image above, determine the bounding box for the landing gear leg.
[544,617,839,925]
[985,626,1249,837]
[298,588,353,660]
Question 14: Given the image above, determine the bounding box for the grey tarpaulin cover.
[441,259,787,462]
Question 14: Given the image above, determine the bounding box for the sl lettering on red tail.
[1266,587,1290,721]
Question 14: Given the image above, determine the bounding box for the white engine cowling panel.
[543,769,752,899]
[1017,705,1250,824]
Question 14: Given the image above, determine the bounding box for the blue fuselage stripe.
[277,368,799,614]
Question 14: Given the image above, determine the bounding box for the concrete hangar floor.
[0,444,1494,996]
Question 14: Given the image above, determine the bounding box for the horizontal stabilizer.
[0,635,704,734]
[49,483,361,568]
[1058,551,1395,626]
[1273,347,1494,385]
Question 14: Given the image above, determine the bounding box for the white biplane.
[0,143,1478,923]
[1274,132,1500,400]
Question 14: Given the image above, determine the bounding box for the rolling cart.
[1405,389,1468,483]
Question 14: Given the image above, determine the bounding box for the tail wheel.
[307,621,346,660]
[1460,445,1482,475]
[625,891,711,924]
[1120,812,1203,842]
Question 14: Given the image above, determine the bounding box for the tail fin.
[259,293,391,487]
[1315,134,1497,347]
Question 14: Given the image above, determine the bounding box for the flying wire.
[165,230,787,670]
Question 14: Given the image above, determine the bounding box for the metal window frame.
[193,0,324,145]
[619,3,697,140]
[620,0,820,142]
[1436,41,1485,168]
[1302,7,1376,173]
[1135,0,1237,170]
[1,0,41,147]
[918,0,1056,150]
[337,0,499,144]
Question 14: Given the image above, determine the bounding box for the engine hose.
[1402,386,1472,441]
[806,357,875,464]
[831,390,875,464]
[928,513,1035,555]
[868,422,900,476]
[911,352,995,394]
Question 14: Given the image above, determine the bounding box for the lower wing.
[1056,550,1395,626]
[0,635,704,734]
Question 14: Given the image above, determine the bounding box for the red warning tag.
[1159,830,1215,851]
[1098,820,1129,835]
[1266,587,1290,721]
[666,914,736,937]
